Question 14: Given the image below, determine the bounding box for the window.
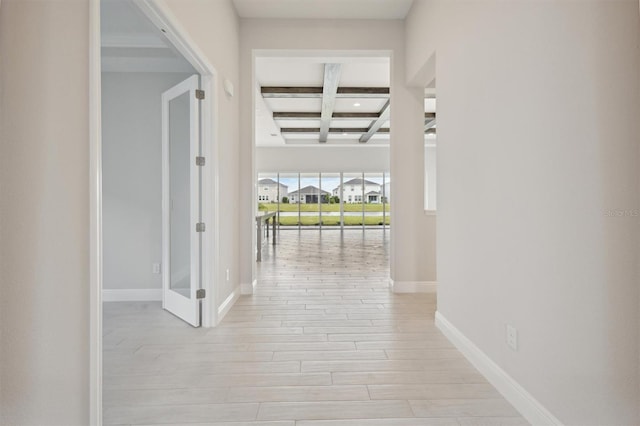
[256,172,389,229]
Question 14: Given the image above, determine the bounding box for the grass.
[278,216,391,226]
[259,203,390,212]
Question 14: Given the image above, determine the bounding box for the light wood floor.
[103,230,528,425]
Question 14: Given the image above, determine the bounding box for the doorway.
[101,0,208,327]
[252,52,392,285]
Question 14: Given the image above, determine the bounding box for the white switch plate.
[152,263,161,274]
[506,324,518,351]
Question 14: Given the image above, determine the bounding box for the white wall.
[161,0,241,313]
[102,72,192,292]
[406,1,639,423]
[240,19,437,288]
[424,144,436,210]
[0,0,89,423]
[256,146,389,173]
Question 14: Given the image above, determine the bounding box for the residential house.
[332,178,384,203]
[257,178,288,203]
[288,185,330,204]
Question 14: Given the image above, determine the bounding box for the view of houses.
[257,178,289,202]
[258,176,389,204]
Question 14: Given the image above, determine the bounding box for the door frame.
[89,0,221,423]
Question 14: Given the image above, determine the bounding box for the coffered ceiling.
[255,56,393,146]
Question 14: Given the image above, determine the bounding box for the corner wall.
[406,0,640,423]
[240,19,436,289]
[0,0,90,423]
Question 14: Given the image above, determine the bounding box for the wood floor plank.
[103,231,527,425]
[297,419,458,426]
[226,385,369,403]
[256,400,414,421]
[409,399,522,417]
[273,350,387,361]
[104,403,259,425]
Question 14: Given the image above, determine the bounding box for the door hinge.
[196,289,206,299]
[195,89,205,100]
[196,156,205,166]
[196,222,206,232]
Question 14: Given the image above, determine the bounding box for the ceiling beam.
[281,128,390,134]
[319,64,342,143]
[273,111,381,120]
[261,86,389,98]
[359,100,390,143]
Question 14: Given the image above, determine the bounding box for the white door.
[162,75,202,327]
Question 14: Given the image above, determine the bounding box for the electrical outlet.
[152,263,161,274]
[226,269,230,281]
[506,324,518,351]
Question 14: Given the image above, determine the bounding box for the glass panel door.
[162,75,201,327]
[169,92,191,297]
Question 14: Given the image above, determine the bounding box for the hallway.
[103,231,527,425]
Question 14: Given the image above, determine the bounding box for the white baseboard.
[102,288,162,302]
[241,279,257,295]
[217,286,240,323]
[435,311,563,426]
[389,279,437,293]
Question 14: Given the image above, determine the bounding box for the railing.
[256,211,277,262]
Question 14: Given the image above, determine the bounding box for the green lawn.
[278,216,390,226]
[259,203,390,212]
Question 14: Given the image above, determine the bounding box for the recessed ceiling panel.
[275,119,322,128]
[333,98,388,113]
[330,119,375,128]
[265,98,323,112]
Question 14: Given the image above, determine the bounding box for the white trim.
[102,289,163,302]
[424,209,437,216]
[217,287,240,324]
[89,0,102,423]
[389,279,437,293]
[241,279,257,295]
[435,312,563,426]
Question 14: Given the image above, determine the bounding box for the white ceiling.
[101,0,195,73]
[233,0,415,20]
[255,56,391,146]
